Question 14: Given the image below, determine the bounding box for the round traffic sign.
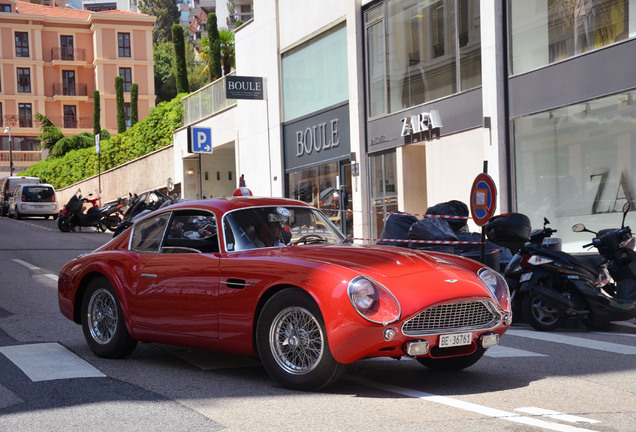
[470,173,497,226]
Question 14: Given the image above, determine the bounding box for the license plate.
[439,332,472,348]
[520,272,532,283]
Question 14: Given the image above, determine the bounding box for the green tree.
[219,28,235,76]
[34,113,64,153]
[172,24,189,94]
[207,13,221,81]
[93,90,101,136]
[198,28,235,80]
[115,76,126,134]
[154,41,178,103]
[130,83,139,126]
[138,0,180,44]
[50,132,94,158]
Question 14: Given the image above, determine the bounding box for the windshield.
[223,205,346,251]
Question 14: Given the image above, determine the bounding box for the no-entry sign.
[470,173,497,226]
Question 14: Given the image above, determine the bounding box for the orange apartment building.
[0,0,156,175]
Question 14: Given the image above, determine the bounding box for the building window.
[17,68,31,93]
[119,67,132,92]
[0,103,3,127]
[18,103,32,127]
[124,102,131,127]
[118,32,131,57]
[60,35,74,61]
[15,32,29,57]
[364,0,481,118]
[1,4,11,12]
[368,151,398,239]
[63,105,77,128]
[281,24,348,122]
[513,91,636,251]
[62,70,76,96]
[509,0,632,75]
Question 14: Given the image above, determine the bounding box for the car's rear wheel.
[256,289,345,391]
[15,207,22,220]
[416,346,486,371]
[81,277,137,358]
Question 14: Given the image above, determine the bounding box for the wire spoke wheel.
[270,306,324,374]
[87,288,118,344]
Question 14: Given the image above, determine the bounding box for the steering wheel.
[293,234,327,245]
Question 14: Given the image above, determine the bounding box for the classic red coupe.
[58,197,512,390]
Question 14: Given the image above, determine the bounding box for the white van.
[0,176,41,216]
[7,183,58,220]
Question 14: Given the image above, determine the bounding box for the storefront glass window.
[282,24,348,122]
[369,151,398,239]
[288,162,352,236]
[514,91,636,251]
[509,0,633,75]
[365,0,481,118]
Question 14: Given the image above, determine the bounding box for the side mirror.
[572,223,586,233]
[621,201,631,228]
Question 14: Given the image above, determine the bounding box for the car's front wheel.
[416,346,486,371]
[81,277,137,358]
[256,289,345,391]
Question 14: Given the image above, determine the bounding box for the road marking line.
[516,407,600,424]
[507,329,636,354]
[351,377,598,432]
[485,345,547,358]
[45,274,58,282]
[12,259,40,270]
[0,343,105,382]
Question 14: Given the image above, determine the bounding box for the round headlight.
[347,276,401,325]
[478,267,511,311]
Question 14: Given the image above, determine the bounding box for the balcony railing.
[2,114,35,128]
[53,83,88,97]
[47,116,93,129]
[181,74,237,126]
[51,47,86,62]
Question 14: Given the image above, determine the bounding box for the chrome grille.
[402,301,500,336]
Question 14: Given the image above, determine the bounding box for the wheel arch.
[252,284,319,356]
[73,270,134,336]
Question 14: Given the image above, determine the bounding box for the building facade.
[175,0,636,252]
[0,0,155,175]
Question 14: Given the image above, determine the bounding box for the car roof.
[160,196,313,215]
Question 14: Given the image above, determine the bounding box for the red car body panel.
[58,197,511,364]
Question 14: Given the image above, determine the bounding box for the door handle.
[141,274,157,278]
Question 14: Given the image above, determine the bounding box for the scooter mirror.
[572,223,586,232]
[622,202,631,213]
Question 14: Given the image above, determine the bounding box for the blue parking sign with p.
[191,127,212,154]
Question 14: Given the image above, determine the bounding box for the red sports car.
[58,197,512,390]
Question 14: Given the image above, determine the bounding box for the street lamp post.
[3,127,13,176]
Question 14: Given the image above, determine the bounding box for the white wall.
[56,145,174,206]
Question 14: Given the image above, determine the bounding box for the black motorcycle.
[58,190,119,232]
[486,204,636,331]
[112,190,174,237]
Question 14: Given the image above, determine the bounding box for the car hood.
[276,243,478,279]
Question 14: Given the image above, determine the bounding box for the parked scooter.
[112,189,174,237]
[486,204,636,331]
[57,189,117,232]
[97,197,126,232]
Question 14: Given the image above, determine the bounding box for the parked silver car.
[7,183,59,220]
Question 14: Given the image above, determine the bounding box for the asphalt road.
[1,215,635,432]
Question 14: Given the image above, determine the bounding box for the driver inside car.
[247,212,288,249]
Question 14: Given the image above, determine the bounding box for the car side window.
[130,213,171,253]
[162,211,219,254]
